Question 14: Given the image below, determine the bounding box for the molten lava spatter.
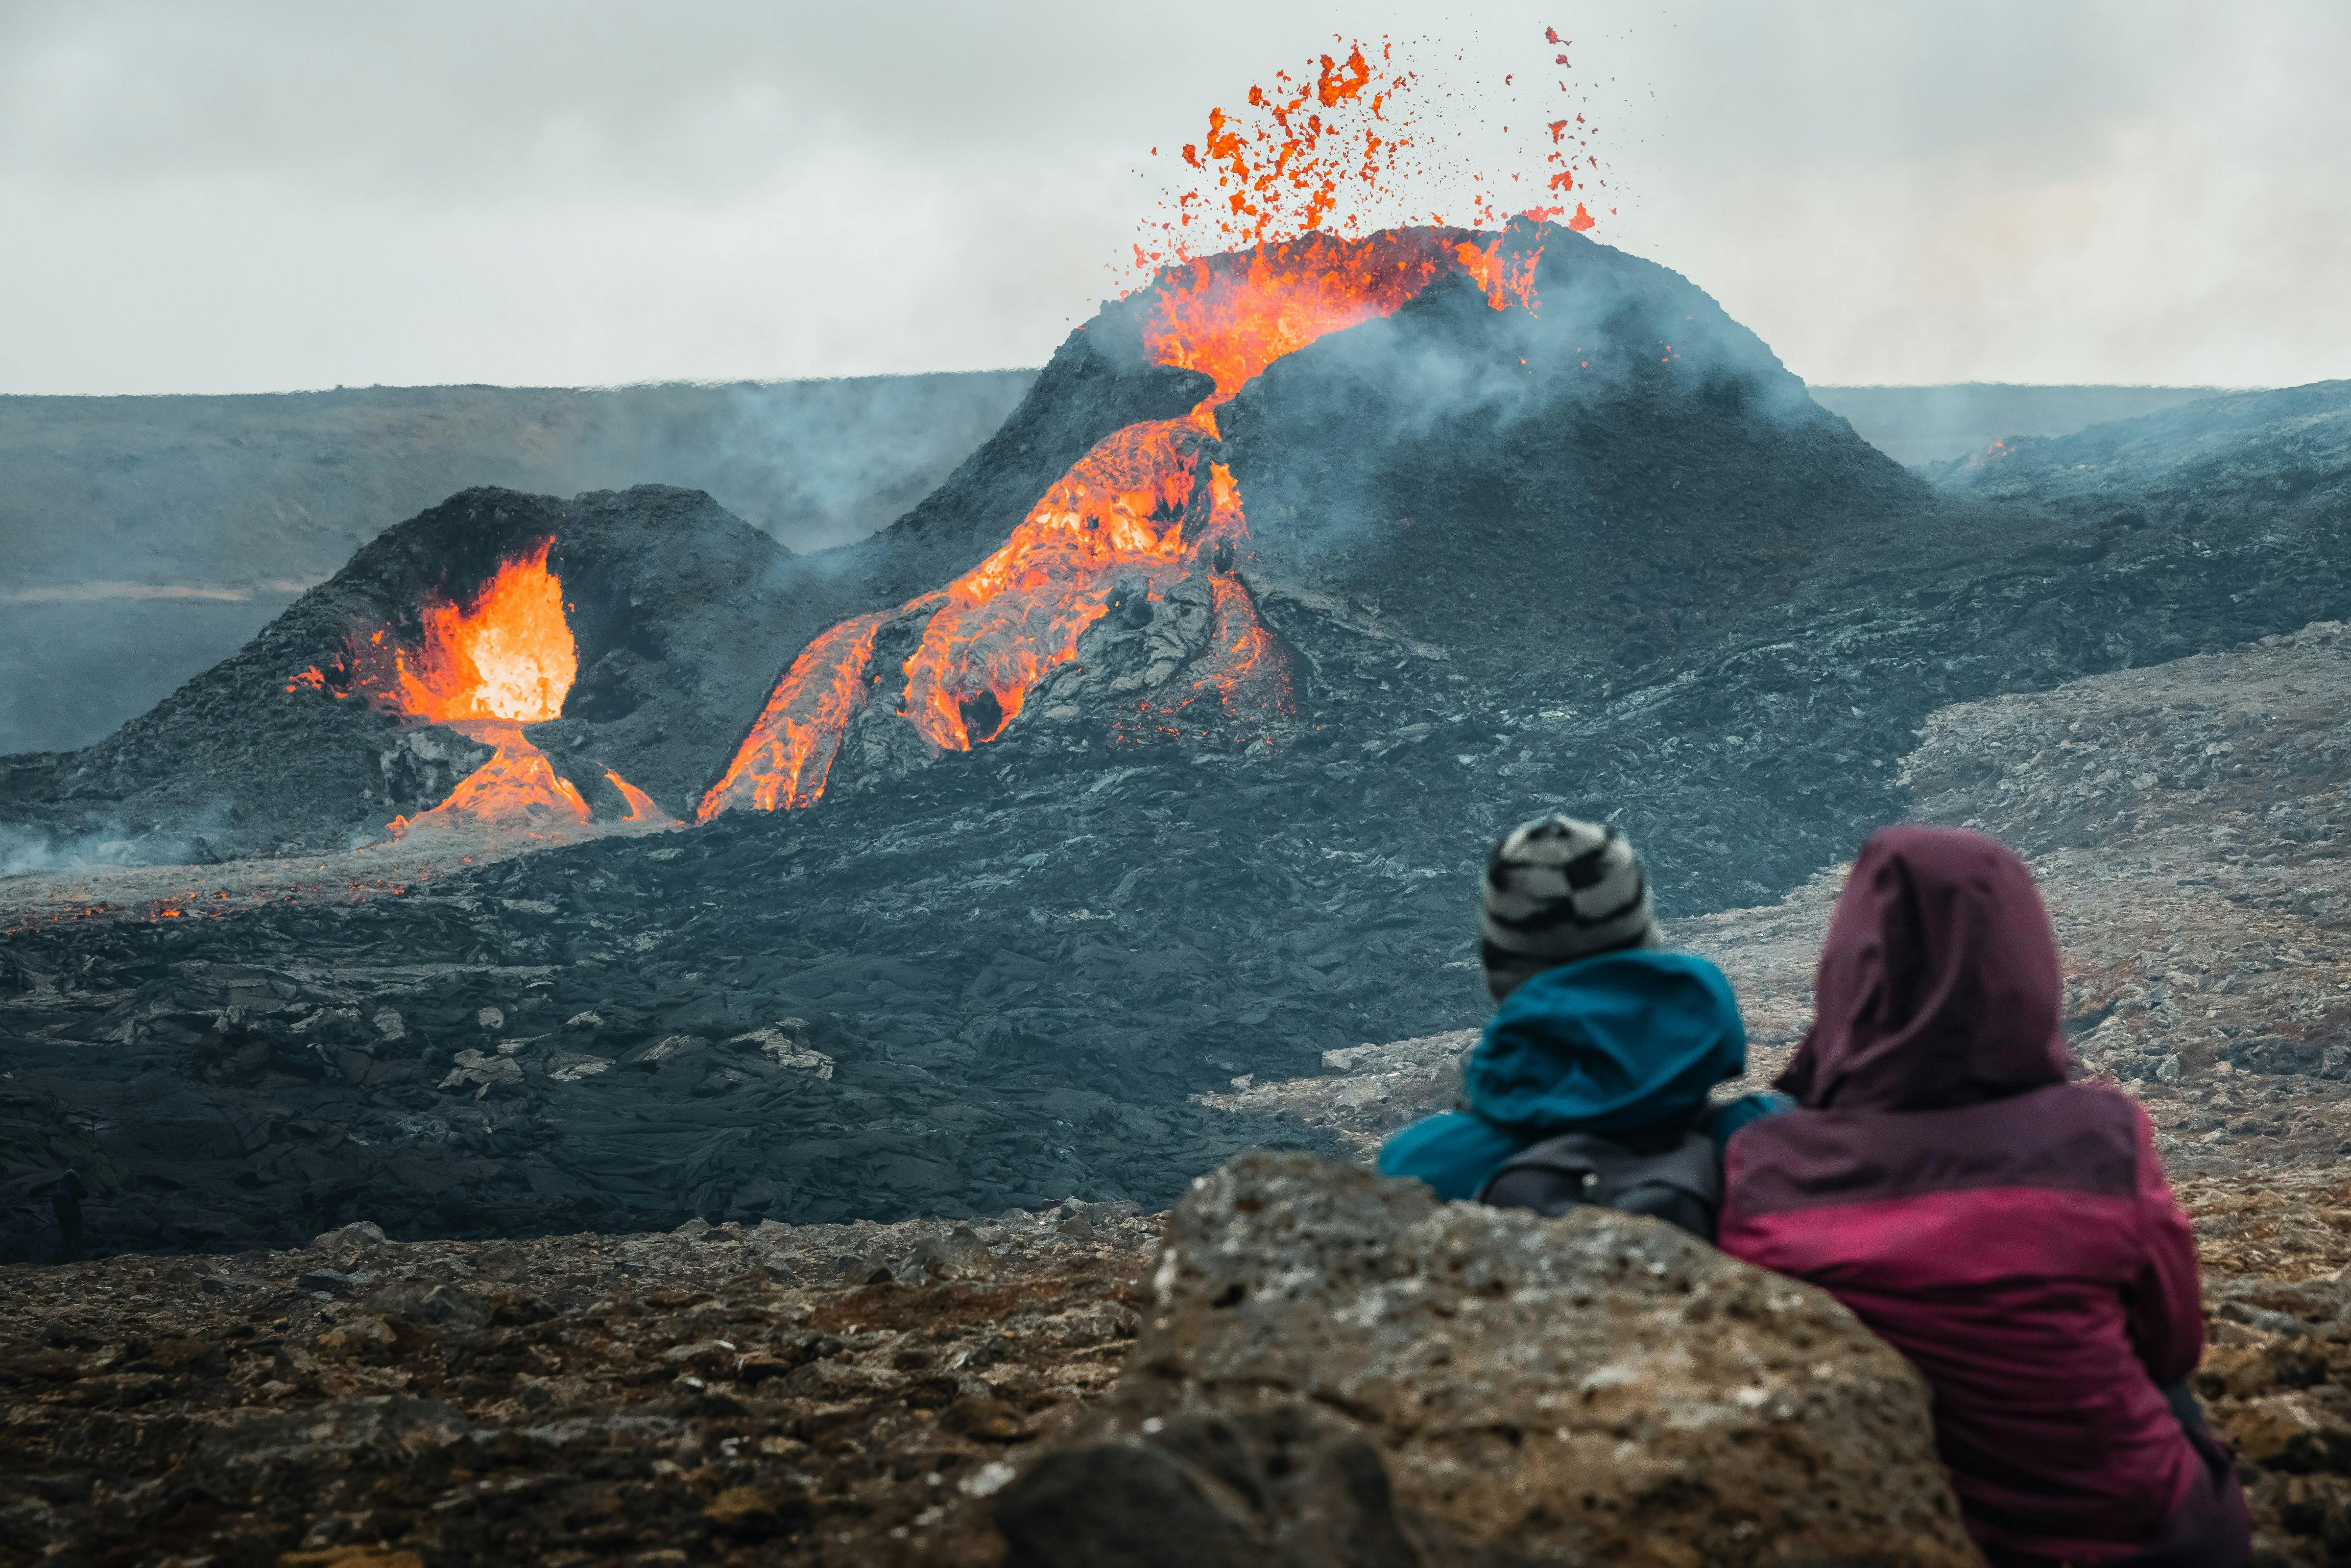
[1129,27,1616,284]
[331,538,660,839]
[1164,43,1401,257]
[702,27,1603,818]
[369,539,576,723]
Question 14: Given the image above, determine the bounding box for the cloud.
[0,0,2344,393]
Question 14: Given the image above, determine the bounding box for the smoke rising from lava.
[0,821,218,879]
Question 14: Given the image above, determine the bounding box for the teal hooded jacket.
[1377,948,1786,1202]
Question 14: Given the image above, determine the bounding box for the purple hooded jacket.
[1718,827,2245,1567]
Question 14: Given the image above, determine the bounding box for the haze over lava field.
[0,376,2221,761]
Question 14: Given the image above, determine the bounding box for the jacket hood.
[1464,948,1748,1136]
[1775,825,2068,1113]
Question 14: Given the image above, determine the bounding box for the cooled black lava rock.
[1221,232,1928,679]
[1927,379,2351,512]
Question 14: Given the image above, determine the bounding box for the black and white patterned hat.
[1479,812,1660,1000]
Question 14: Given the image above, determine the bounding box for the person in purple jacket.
[1718,825,2249,1568]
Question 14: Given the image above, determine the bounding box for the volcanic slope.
[9,485,849,857]
[701,220,1926,815]
[7,242,2351,1258]
[1930,378,2351,508]
[8,221,1904,859]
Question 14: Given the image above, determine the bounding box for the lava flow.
[333,539,654,840]
[697,608,903,813]
[700,30,1585,820]
[384,734,590,839]
[700,222,1546,820]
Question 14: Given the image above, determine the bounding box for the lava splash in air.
[702,29,1599,820]
[387,539,576,723]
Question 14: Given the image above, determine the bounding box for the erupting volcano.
[6,28,1631,863]
[699,225,1550,818]
[698,32,1596,819]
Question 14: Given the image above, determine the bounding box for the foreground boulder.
[997,1153,1982,1568]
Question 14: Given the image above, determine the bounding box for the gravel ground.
[0,1204,1158,1568]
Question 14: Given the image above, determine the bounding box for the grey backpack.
[1475,1129,1723,1242]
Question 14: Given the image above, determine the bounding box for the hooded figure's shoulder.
[1468,947,1750,1139]
[1488,947,1740,1023]
[1376,1111,1528,1201]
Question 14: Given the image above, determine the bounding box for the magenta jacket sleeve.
[2124,1102,2204,1387]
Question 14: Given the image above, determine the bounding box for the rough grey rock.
[1002,1153,1982,1568]
[1001,1402,1419,1568]
[1671,618,2351,1178]
[0,1200,1161,1563]
[310,1220,388,1251]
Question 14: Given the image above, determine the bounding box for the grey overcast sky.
[3,0,2346,395]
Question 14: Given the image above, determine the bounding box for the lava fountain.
[332,539,656,839]
[380,538,576,725]
[699,30,1593,818]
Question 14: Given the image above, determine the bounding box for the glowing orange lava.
[606,771,672,826]
[698,609,898,815]
[1143,228,1495,395]
[1167,44,1395,255]
[1453,231,1546,312]
[1131,26,1615,284]
[387,722,592,839]
[701,227,1528,812]
[382,540,576,723]
[701,28,1600,819]
[328,538,661,839]
[901,418,1205,751]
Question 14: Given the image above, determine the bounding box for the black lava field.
[5,223,2349,1261]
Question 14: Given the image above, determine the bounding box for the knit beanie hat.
[1479,813,1660,1000]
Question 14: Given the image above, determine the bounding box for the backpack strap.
[1476,1129,1723,1242]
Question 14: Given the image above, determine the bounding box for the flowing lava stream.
[699,223,1545,819]
[334,539,664,839]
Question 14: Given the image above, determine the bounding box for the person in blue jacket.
[1378,812,1784,1201]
